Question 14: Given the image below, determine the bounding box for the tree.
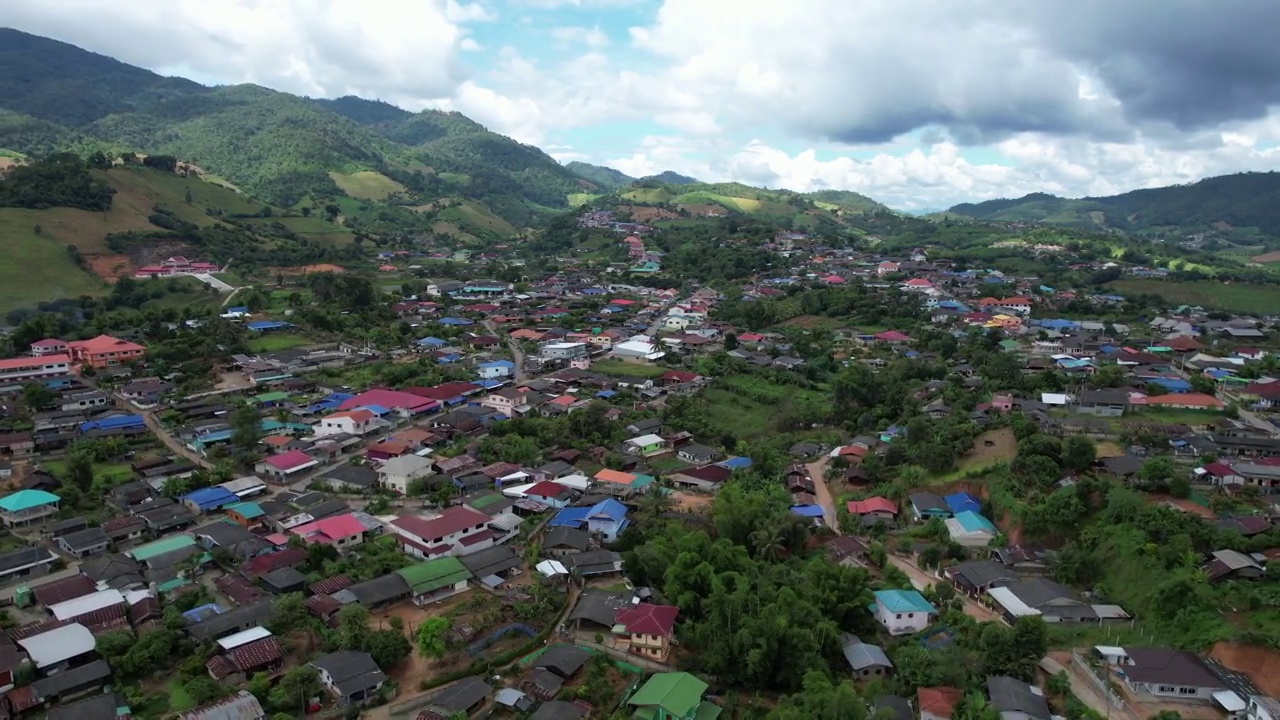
[64,451,95,491]
[337,604,371,650]
[367,628,412,668]
[1062,435,1097,473]
[268,666,320,714]
[21,383,55,411]
[1168,475,1192,498]
[416,617,452,659]
[268,592,308,633]
[229,403,264,464]
[1139,457,1175,485]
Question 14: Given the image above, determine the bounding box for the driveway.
[887,554,1003,623]
[191,273,234,292]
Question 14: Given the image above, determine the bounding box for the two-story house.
[316,409,379,437]
[389,506,494,558]
[377,454,434,494]
[614,603,679,662]
[481,388,531,418]
[871,589,937,635]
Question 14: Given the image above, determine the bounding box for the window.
[1157,685,1175,693]
[895,613,902,619]
[907,613,915,618]
[1178,687,1196,695]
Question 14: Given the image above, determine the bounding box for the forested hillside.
[947,172,1280,243]
[566,161,635,190]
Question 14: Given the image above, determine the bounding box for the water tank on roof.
[13,585,32,608]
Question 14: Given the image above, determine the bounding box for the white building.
[376,454,434,494]
[316,409,379,437]
[871,589,937,636]
[388,506,494,558]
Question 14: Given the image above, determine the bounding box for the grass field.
[620,188,675,204]
[0,212,106,313]
[930,427,1018,483]
[672,191,762,213]
[589,359,668,378]
[138,277,224,311]
[328,170,406,200]
[239,215,355,245]
[246,332,313,353]
[701,387,773,438]
[436,200,517,236]
[40,459,134,485]
[1107,278,1280,314]
[567,193,601,206]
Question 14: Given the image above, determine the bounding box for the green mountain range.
[945,172,1280,243]
[565,161,635,190]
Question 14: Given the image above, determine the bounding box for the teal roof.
[129,534,196,562]
[954,510,997,533]
[228,502,265,519]
[0,489,60,512]
[874,589,937,614]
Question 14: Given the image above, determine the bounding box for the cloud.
[6,0,480,103]
[549,26,610,49]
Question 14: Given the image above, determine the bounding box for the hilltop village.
[0,221,1277,720]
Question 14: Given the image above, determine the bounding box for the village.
[0,226,1277,720]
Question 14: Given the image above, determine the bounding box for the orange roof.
[262,435,292,447]
[917,687,963,719]
[594,468,637,485]
[67,334,145,353]
[1143,392,1225,409]
[326,409,375,422]
[1001,296,1032,305]
[510,329,544,340]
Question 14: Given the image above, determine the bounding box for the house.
[1074,390,1130,417]
[841,634,893,679]
[1204,549,1267,581]
[389,506,494,558]
[1248,696,1280,720]
[255,450,318,480]
[986,578,1103,623]
[624,434,668,457]
[421,677,491,719]
[181,486,241,514]
[946,511,998,547]
[945,559,1018,598]
[676,444,720,465]
[66,334,146,368]
[1112,648,1226,702]
[872,589,937,635]
[55,527,110,558]
[564,550,623,578]
[206,636,285,682]
[919,687,964,720]
[584,498,630,542]
[334,574,411,609]
[909,492,950,521]
[593,468,644,496]
[824,536,868,567]
[0,489,60,526]
[628,672,719,720]
[17,623,96,671]
[614,602,679,661]
[847,496,898,521]
[668,464,732,491]
[523,481,576,508]
[0,354,72,384]
[987,676,1051,720]
[311,650,387,705]
[542,526,589,558]
[316,409,379,437]
[290,513,376,550]
[377,454,434,494]
[477,360,516,380]
[179,691,266,720]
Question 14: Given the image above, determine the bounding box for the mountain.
[565,161,635,190]
[946,172,1280,242]
[642,171,699,185]
[0,30,594,230]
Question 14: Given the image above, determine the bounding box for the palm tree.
[636,482,674,520]
[750,524,787,561]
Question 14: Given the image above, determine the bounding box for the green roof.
[253,392,290,404]
[394,557,471,595]
[129,534,196,562]
[694,702,723,720]
[468,493,505,509]
[227,502,264,519]
[0,489,60,512]
[629,672,708,719]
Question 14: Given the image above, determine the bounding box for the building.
[987,676,1051,720]
[614,602,679,661]
[477,360,516,380]
[841,634,893,679]
[628,672,718,720]
[377,454,434,494]
[290,513,376,550]
[389,506,494,558]
[872,589,937,635]
[395,557,473,604]
[311,650,387,705]
[0,354,72,384]
[316,409,379,437]
[1113,648,1227,702]
[919,687,964,720]
[179,691,266,720]
[66,335,146,368]
[0,489,60,527]
[624,434,668,457]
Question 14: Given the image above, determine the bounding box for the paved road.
[886,554,1003,623]
[1043,653,1141,720]
[1235,406,1277,435]
[484,319,528,382]
[192,273,234,293]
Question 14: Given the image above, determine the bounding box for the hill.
[565,161,635,190]
[0,30,592,233]
[946,172,1280,244]
[642,171,699,185]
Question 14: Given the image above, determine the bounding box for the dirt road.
[887,555,1003,623]
[137,407,213,469]
[484,319,528,382]
[805,454,838,530]
[1044,653,1140,720]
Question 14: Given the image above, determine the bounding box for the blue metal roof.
[181,487,239,508]
[717,456,753,470]
[953,511,997,533]
[548,506,592,528]
[246,320,292,331]
[416,336,448,346]
[790,505,825,517]
[944,492,981,514]
[587,498,628,522]
[79,414,144,432]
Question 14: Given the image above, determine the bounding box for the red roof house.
[847,497,898,516]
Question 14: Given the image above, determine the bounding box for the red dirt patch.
[669,491,714,512]
[618,205,679,222]
[1251,250,1280,263]
[1148,494,1216,519]
[272,263,346,275]
[1210,642,1280,695]
[85,254,135,282]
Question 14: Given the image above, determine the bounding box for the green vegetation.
[565,161,635,190]
[588,359,668,378]
[327,170,405,200]
[0,210,105,313]
[1107,278,1280,314]
[245,332,313,353]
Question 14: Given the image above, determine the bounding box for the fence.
[573,636,673,673]
[1070,650,1141,720]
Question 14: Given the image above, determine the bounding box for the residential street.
[805,454,838,529]
[886,554,1003,623]
[484,319,528,382]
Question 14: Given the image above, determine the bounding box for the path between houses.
[1043,652,1141,720]
[805,454,838,530]
[483,319,528,383]
[886,554,1003,623]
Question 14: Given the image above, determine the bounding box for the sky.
[8,0,1280,211]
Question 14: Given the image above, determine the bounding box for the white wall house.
[315,409,379,437]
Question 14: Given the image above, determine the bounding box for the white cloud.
[548,26,610,49]
[459,38,484,52]
[444,0,496,22]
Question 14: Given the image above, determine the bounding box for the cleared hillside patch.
[567,193,600,206]
[1107,278,1280,314]
[328,170,406,200]
[437,200,516,236]
[0,214,105,313]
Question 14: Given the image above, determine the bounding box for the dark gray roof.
[909,492,948,513]
[1078,389,1131,405]
[986,676,1051,720]
[0,546,55,573]
[32,658,111,698]
[185,600,273,641]
[569,589,630,627]
[311,650,387,696]
[949,559,1018,590]
[262,566,309,591]
[46,693,120,720]
[842,634,892,671]
[1003,578,1088,615]
[344,574,411,607]
[320,464,379,488]
[458,546,522,579]
[530,699,587,719]
[874,695,913,720]
[59,526,108,551]
[1122,649,1226,690]
[543,526,589,552]
[80,553,143,586]
[429,676,492,713]
[1102,455,1145,476]
[535,644,593,678]
[565,550,621,575]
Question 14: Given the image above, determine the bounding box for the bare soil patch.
[669,491,714,512]
[85,253,135,281]
[1095,441,1125,458]
[618,205,679,222]
[1149,494,1216,519]
[959,427,1018,469]
[1250,250,1280,263]
[1210,641,1280,695]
